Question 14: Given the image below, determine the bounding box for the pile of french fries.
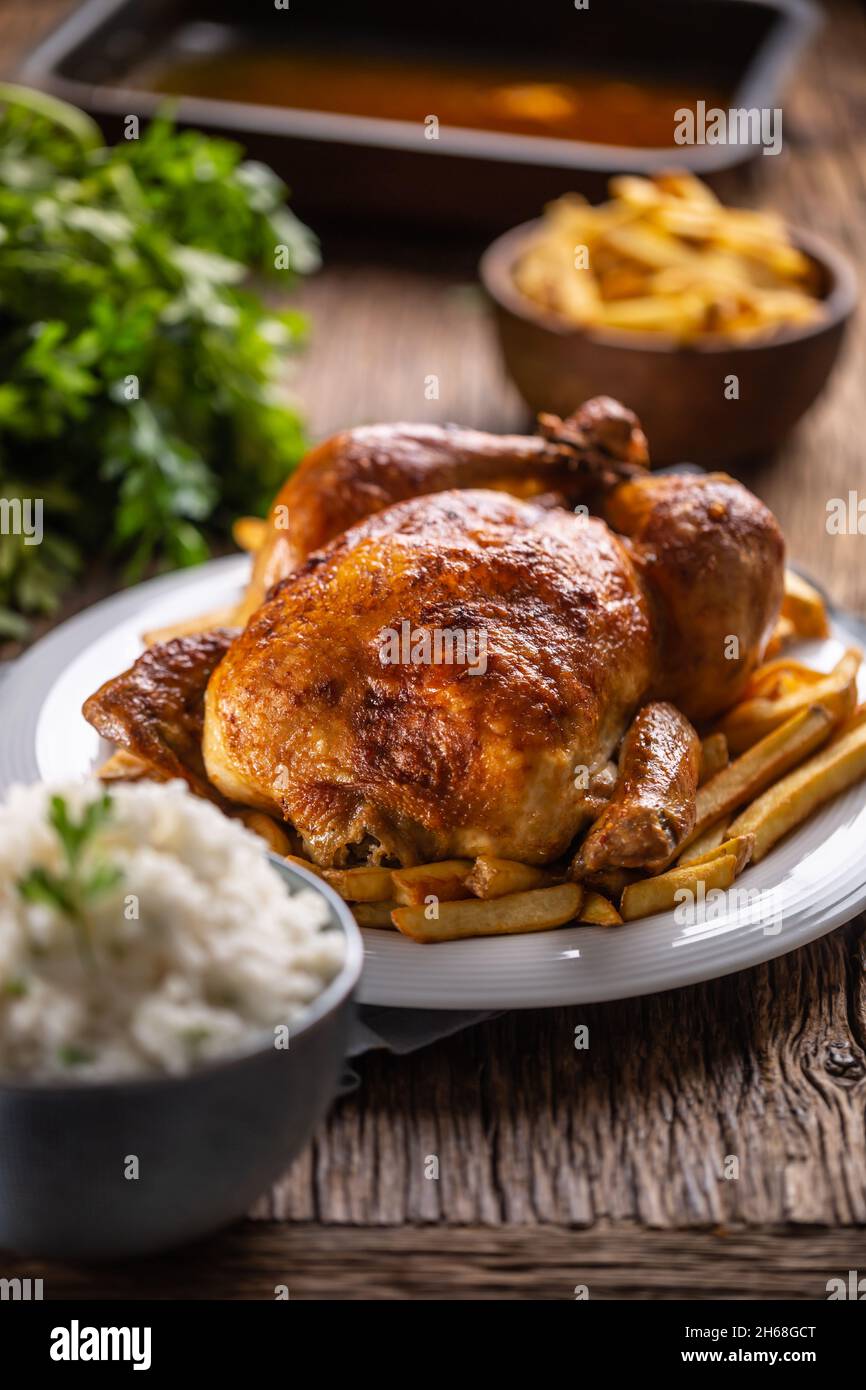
[284,852,617,943]
[274,571,866,944]
[514,172,823,342]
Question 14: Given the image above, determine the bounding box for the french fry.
[97,749,155,782]
[782,569,830,640]
[514,173,822,342]
[608,174,664,210]
[391,859,473,906]
[597,291,706,335]
[239,810,293,855]
[604,221,702,271]
[719,650,860,753]
[352,901,399,929]
[728,719,866,861]
[233,516,268,554]
[142,606,238,647]
[743,657,825,700]
[832,702,866,741]
[765,615,797,658]
[393,883,583,944]
[699,732,729,785]
[620,854,737,922]
[579,890,623,926]
[679,833,755,874]
[682,704,835,849]
[284,854,324,879]
[322,866,394,902]
[652,171,721,205]
[580,866,639,899]
[675,816,729,863]
[466,855,557,899]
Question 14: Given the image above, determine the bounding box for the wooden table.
[3,0,866,1299]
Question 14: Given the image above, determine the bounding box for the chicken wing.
[83,630,237,804]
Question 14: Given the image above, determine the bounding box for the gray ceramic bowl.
[0,857,363,1259]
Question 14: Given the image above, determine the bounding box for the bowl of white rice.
[0,779,363,1258]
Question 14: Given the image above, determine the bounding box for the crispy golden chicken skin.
[83,630,237,803]
[204,490,655,866]
[608,473,785,722]
[572,702,701,877]
[239,397,649,621]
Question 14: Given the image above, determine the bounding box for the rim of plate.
[1,554,865,1010]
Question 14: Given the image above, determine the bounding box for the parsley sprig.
[17,792,122,965]
[0,83,319,640]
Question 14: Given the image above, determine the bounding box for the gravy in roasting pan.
[147,48,731,149]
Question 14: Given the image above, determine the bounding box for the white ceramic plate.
[1,556,865,1010]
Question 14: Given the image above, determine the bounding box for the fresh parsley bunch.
[0,84,319,639]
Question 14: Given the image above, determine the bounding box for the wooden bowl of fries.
[480,175,856,466]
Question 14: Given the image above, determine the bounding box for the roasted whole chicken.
[84,398,784,875]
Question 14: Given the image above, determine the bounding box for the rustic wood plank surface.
[2,0,866,1297]
[257,918,866,1229]
[8,1224,866,1301]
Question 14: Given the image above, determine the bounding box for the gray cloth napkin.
[339,1007,498,1092]
[349,1006,494,1056]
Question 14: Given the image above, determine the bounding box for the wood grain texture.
[3,1223,866,1299]
[3,1,866,1285]
[253,918,866,1228]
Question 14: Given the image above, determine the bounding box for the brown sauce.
[149,50,730,149]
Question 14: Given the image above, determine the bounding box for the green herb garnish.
[57,1043,94,1067]
[17,792,122,965]
[0,83,318,638]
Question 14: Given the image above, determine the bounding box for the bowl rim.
[0,853,364,1097]
[479,216,858,355]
